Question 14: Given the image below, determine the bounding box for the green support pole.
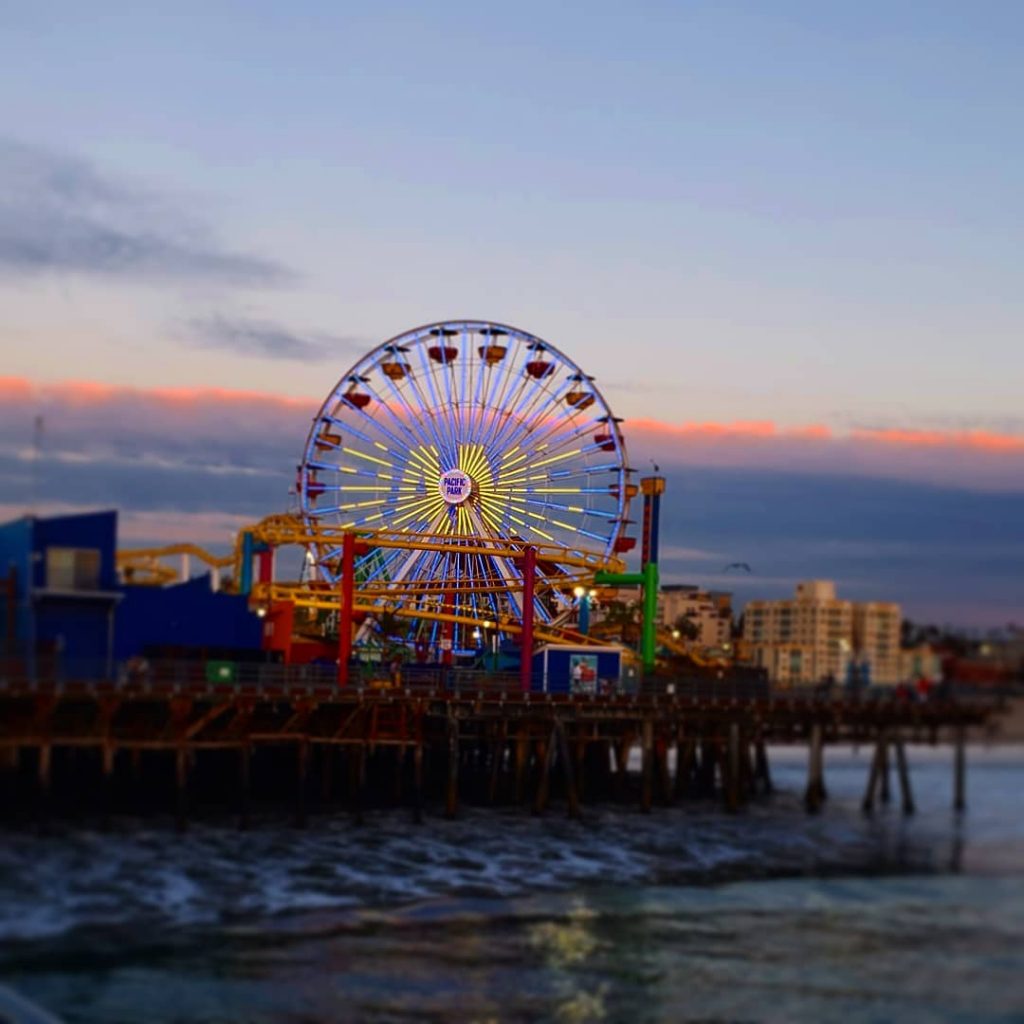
[642,561,659,673]
[594,564,659,675]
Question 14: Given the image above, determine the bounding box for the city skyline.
[1,3,1021,626]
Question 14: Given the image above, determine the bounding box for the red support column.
[520,545,536,692]
[338,532,355,687]
[257,549,274,584]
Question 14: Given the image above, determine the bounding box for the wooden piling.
[320,745,334,805]
[641,719,654,813]
[488,726,505,804]
[725,723,740,813]
[394,745,406,804]
[575,739,587,803]
[554,720,580,819]
[656,738,672,806]
[413,742,424,823]
[238,744,250,830]
[879,733,891,805]
[175,745,188,832]
[445,716,459,819]
[37,743,51,807]
[954,725,966,812]
[514,729,529,804]
[894,738,915,815]
[295,739,309,827]
[862,733,885,815]
[101,742,115,826]
[348,746,366,825]
[614,736,631,800]
[533,731,556,815]
[675,736,695,799]
[804,722,826,814]
[754,737,773,795]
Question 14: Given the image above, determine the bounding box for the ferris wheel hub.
[439,468,473,505]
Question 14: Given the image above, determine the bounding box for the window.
[46,547,101,590]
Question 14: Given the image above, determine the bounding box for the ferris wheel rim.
[296,319,634,645]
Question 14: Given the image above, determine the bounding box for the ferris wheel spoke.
[483,370,557,457]
[393,361,455,468]
[318,411,409,459]
[372,369,449,467]
[516,402,603,460]
[497,410,588,472]
[480,335,520,437]
[477,361,544,460]
[325,384,421,457]
[418,341,462,463]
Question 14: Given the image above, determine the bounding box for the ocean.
[1,745,1022,1023]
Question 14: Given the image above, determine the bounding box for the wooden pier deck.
[0,667,997,827]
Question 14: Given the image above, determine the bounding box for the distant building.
[658,584,732,648]
[853,601,901,685]
[743,580,901,686]
[900,644,943,684]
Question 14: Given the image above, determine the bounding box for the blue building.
[0,510,121,678]
[0,509,263,681]
[116,574,262,662]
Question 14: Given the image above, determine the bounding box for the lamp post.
[483,619,498,672]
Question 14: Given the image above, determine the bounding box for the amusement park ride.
[118,320,669,686]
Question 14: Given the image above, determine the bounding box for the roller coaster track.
[119,515,630,651]
[116,543,234,585]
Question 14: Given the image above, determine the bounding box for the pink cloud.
[2,376,1022,492]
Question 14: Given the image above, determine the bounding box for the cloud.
[184,314,364,362]
[0,138,289,284]
[628,417,1024,492]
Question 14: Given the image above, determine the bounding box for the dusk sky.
[1,2,1022,626]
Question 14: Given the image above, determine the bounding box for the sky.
[0,2,1021,627]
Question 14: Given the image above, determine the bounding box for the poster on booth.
[570,654,598,694]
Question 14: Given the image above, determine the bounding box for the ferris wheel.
[296,320,634,645]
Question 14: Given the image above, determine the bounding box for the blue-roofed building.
[0,509,264,681]
[0,510,121,678]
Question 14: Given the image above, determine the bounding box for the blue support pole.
[578,593,591,636]
[240,531,254,596]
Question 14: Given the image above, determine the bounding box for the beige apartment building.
[853,602,902,686]
[657,585,732,648]
[743,581,901,686]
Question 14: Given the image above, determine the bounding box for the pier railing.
[0,655,1010,710]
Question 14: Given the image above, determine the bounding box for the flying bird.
[723,562,752,573]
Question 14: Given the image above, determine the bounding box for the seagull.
[723,562,752,573]
[650,459,660,473]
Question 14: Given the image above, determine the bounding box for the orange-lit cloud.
[18,378,313,411]
[2,376,1023,493]
[852,427,1024,455]
[629,417,835,442]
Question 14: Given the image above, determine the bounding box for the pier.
[0,664,995,828]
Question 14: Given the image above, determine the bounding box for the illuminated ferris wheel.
[296,320,634,644]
